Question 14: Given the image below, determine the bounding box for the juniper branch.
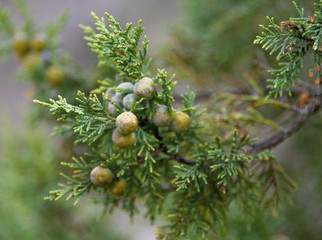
[249,92,322,153]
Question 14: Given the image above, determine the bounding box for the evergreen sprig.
[34,91,115,144]
[31,6,318,239]
[254,1,322,97]
[80,12,150,80]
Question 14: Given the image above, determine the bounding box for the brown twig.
[248,93,322,154]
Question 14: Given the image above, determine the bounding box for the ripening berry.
[108,179,127,197]
[116,112,138,135]
[12,32,28,57]
[117,82,134,92]
[170,111,190,133]
[112,129,135,148]
[46,66,65,86]
[30,33,46,51]
[22,52,41,69]
[123,93,138,110]
[298,92,311,109]
[152,105,172,127]
[134,77,155,99]
[90,166,113,187]
[316,65,321,72]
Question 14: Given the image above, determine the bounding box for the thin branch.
[248,93,322,154]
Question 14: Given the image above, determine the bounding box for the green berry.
[116,112,138,135]
[170,111,190,133]
[12,32,28,57]
[30,33,46,51]
[117,82,134,92]
[123,93,138,111]
[108,179,127,197]
[134,77,155,99]
[112,129,135,149]
[152,105,172,127]
[46,66,65,86]
[90,166,113,187]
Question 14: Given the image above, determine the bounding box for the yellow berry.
[170,111,190,133]
[30,33,46,51]
[90,166,113,187]
[112,129,135,149]
[134,77,155,99]
[116,112,138,135]
[152,105,172,127]
[12,32,29,57]
[108,179,127,197]
[46,66,65,86]
[22,52,41,69]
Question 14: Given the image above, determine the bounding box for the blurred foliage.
[0,117,126,240]
[161,0,316,88]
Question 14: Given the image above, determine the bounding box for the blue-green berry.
[123,93,138,110]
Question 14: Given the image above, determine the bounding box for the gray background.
[0,0,180,122]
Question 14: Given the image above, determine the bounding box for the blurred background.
[0,0,321,239]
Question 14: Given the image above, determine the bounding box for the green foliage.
[80,12,150,80]
[1,0,321,239]
[254,1,322,97]
[31,7,310,239]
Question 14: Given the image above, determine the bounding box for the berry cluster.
[91,77,191,197]
[90,166,127,197]
[105,77,191,150]
[12,31,65,86]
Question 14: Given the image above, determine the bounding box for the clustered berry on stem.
[12,31,65,86]
[90,166,127,197]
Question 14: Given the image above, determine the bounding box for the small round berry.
[108,179,127,197]
[134,77,155,99]
[105,88,115,99]
[46,66,65,86]
[116,112,138,135]
[30,33,46,51]
[170,111,190,133]
[107,102,120,117]
[117,82,134,92]
[112,129,135,149]
[12,32,28,57]
[152,105,172,127]
[111,92,123,105]
[90,166,113,187]
[22,52,41,69]
[123,93,138,111]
